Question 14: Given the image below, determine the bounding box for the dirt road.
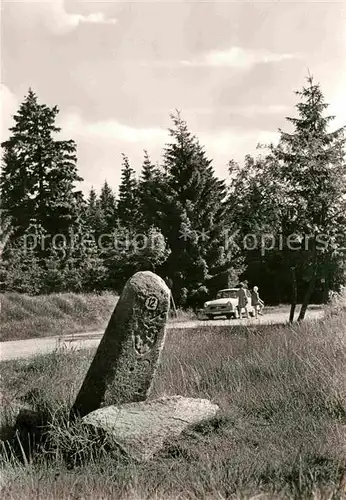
[0,309,324,362]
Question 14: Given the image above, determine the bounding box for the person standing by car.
[251,286,264,318]
[237,283,249,319]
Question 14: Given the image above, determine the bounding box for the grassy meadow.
[0,292,117,342]
[0,291,345,499]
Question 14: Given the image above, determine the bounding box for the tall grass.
[1,295,345,499]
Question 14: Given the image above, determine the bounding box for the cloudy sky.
[1,0,345,194]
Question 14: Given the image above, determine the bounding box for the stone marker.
[82,396,219,461]
[71,271,170,419]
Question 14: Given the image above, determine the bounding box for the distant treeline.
[1,77,345,311]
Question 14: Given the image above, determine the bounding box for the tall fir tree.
[84,186,105,238]
[117,154,140,231]
[227,79,346,318]
[99,180,117,233]
[141,150,156,182]
[271,76,346,319]
[138,150,160,230]
[0,88,82,239]
[153,112,242,305]
[86,186,98,227]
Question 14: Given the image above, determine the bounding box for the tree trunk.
[170,292,178,317]
[289,266,297,322]
[298,270,317,321]
[322,276,329,303]
[298,238,318,321]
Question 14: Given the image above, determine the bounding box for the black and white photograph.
[0,0,346,498]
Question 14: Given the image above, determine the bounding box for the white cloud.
[0,85,19,143]
[17,0,117,34]
[200,129,280,176]
[50,1,117,33]
[57,112,168,144]
[329,91,346,129]
[184,105,289,117]
[232,105,289,117]
[180,46,298,69]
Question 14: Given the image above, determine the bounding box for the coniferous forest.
[1,78,345,313]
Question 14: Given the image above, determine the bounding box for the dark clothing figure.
[251,290,260,306]
[237,284,249,319]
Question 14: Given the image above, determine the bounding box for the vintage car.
[203,288,255,319]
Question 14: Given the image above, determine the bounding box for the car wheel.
[249,311,255,318]
[207,314,214,320]
[225,313,233,319]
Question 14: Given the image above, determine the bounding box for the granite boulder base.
[71,271,170,419]
[82,396,220,461]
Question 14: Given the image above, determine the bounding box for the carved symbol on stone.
[135,334,151,355]
[145,295,158,311]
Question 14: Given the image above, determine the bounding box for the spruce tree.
[141,150,156,183]
[272,76,346,319]
[138,150,160,230]
[117,154,139,230]
[228,79,346,318]
[84,187,105,240]
[156,111,241,305]
[86,187,98,227]
[0,88,82,239]
[99,181,117,233]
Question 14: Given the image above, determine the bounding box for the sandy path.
[0,309,324,362]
